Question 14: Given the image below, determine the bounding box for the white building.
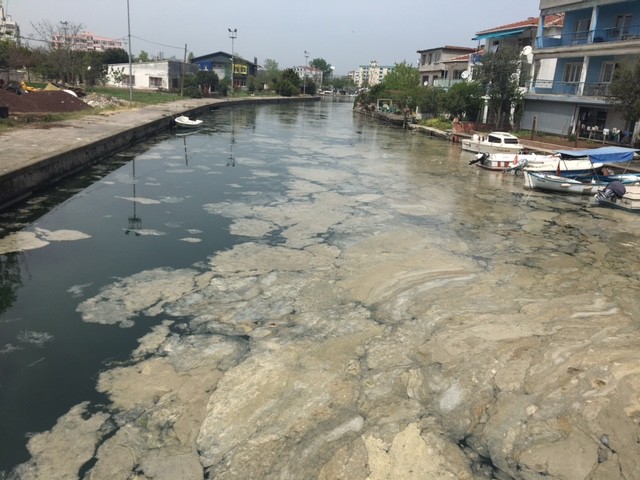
[106,60,198,91]
[293,65,323,85]
[351,61,394,87]
[0,1,20,44]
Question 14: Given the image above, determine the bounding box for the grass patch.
[87,86,182,105]
[420,117,453,131]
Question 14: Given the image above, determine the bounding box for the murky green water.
[1,99,639,478]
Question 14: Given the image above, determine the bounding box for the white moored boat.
[470,152,558,172]
[174,115,203,128]
[525,171,640,195]
[461,131,524,154]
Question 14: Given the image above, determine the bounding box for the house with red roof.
[468,14,564,124]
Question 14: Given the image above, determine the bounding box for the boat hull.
[175,116,203,128]
[524,172,601,195]
[461,141,523,155]
[525,171,640,195]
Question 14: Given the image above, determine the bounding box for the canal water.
[1,99,639,478]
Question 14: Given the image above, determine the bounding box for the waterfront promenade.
[0,96,315,210]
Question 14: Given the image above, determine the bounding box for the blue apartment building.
[523,0,640,141]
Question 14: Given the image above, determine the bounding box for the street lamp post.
[228,28,237,96]
[126,0,133,101]
[303,50,309,95]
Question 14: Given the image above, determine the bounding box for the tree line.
[0,21,355,98]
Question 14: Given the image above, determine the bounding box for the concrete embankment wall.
[0,96,318,211]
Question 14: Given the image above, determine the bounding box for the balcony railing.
[528,79,614,97]
[433,78,464,89]
[538,23,640,49]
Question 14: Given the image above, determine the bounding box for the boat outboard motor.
[469,152,486,165]
[596,181,626,202]
[504,157,528,175]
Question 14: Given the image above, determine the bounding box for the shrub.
[421,117,453,131]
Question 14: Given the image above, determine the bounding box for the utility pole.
[228,28,236,97]
[303,50,309,95]
[180,43,186,97]
[126,0,133,101]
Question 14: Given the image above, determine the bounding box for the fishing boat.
[595,182,640,211]
[174,115,203,128]
[524,146,639,176]
[470,152,560,172]
[472,146,640,177]
[461,131,524,154]
[524,171,640,195]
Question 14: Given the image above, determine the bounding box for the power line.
[130,35,183,51]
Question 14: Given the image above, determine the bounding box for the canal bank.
[0,95,318,211]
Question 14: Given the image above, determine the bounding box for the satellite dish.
[522,45,533,56]
[461,70,470,80]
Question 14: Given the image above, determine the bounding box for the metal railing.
[538,23,640,49]
[527,80,613,97]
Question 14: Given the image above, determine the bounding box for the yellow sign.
[233,64,248,75]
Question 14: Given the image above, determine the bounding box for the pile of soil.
[0,89,93,114]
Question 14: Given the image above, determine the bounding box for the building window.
[563,63,582,83]
[615,14,632,37]
[123,75,135,86]
[149,77,163,88]
[600,62,617,83]
[574,18,590,40]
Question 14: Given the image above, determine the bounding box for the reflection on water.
[1,100,639,478]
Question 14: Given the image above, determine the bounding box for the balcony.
[433,78,464,89]
[528,80,613,97]
[538,24,640,49]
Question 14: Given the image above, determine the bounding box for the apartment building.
[51,30,123,52]
[352,61,393,87]
[523,0,639,137]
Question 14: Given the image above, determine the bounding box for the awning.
[556,146,639,164]
[472,29,525,41]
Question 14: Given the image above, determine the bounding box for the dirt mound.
[0,89,93,114]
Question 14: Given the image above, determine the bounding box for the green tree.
[0,40,37,80]
[474,46,527,129]
[444,81,485,121]
[0,40,13,68]
[381,62,421,110]
[103,48,129,65]
[309,58,332,81]
[609,58,640,130]
[381,62,419,91]
[328,75,356,92]
[276,68,300,96]
[184,70,219,97]
[415,86,447,117]
[83,51,107,85]
[258,58,280,89]
[137,50,150,62]
[199,70,219,95]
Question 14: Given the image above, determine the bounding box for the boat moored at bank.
[461,131,524,155]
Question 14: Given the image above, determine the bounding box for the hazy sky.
[7,0,542,74]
